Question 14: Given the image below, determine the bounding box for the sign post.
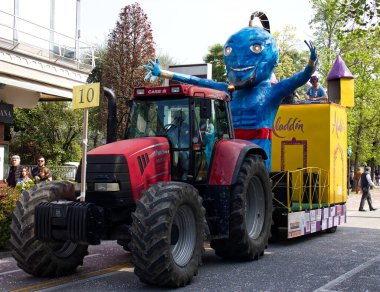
[72,83,100,201]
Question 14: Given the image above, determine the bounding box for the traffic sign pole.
[79,107,88,201]
[72,83,100,202]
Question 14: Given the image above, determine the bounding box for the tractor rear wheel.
[10,181,88,277]
[130,182,205,287]
[211,154,272,260]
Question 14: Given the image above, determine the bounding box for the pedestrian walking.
[358,166,378,211]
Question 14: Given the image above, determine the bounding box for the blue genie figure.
[144,12,317,170]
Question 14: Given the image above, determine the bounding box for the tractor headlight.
[170,86,181,93]
[94,182,120,192]
[135,88,145,95]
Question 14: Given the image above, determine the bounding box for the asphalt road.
[1,189,379,292]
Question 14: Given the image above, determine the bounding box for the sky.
[0,0,315,64]
[79,0,315,64]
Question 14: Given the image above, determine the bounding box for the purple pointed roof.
[327,55,354,80]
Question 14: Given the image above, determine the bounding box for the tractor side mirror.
[200,99,211,119]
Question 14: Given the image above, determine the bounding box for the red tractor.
[10,84,272,287]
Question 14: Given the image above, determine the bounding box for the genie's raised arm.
[271,40,318,98]
[144,59,228,92]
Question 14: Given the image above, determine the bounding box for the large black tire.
[211,154,272,260]
[130,182,205,287]
[10,181,89,277]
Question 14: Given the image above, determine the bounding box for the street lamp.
[348,146,352,195]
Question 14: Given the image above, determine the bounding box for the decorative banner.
[72,83,100,109]
[0,104,14,124]
[288,211,305,238]
[288,204,346,238]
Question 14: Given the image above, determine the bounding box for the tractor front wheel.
[10,181,88,277]
[130,182,205,287]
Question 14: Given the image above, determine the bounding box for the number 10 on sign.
[72,83,100,201]
[72,83,100,109]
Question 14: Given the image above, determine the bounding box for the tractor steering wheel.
[163,123,176,133]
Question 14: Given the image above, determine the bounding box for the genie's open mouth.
[230,68,257,89]
[231,65,255,72]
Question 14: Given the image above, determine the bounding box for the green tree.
[203,44,227,82]
[272,26,310,98]
[310,0,345,78]
[273,26,309,79]
[311,0,380,169]
[342,29,380,168]
[339,0,379,30]
[11,102,83,164]
[101,3,157,139]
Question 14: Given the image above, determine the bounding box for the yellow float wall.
[271,103,347,205]
[340,79,355,107]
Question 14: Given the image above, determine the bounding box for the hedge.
[0,187,21,249]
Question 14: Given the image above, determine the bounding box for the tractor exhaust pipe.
[103,87,117,144]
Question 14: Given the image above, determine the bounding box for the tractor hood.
[87,137,171,202]
[88,137,170,160]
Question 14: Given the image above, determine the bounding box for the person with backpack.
[358,166,378,211]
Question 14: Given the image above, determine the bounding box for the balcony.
[0,9,95,107]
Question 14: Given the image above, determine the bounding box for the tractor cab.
[125,85,233,183]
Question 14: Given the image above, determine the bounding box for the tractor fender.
[208,139,267,186]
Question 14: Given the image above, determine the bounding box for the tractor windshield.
[125,98,190,147]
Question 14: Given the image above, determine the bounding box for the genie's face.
[223,27,278,88]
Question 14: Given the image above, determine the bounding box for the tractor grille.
[76,155,134,208]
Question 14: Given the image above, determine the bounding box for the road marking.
[314,254,380,292]
[10,264,134,292]
[0,269,22,276]
[85,253,100,258]
[38,267,135,292]
[0,254,101,277]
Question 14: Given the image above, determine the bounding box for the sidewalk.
[345,187,380,230]
[346,187,380,211]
